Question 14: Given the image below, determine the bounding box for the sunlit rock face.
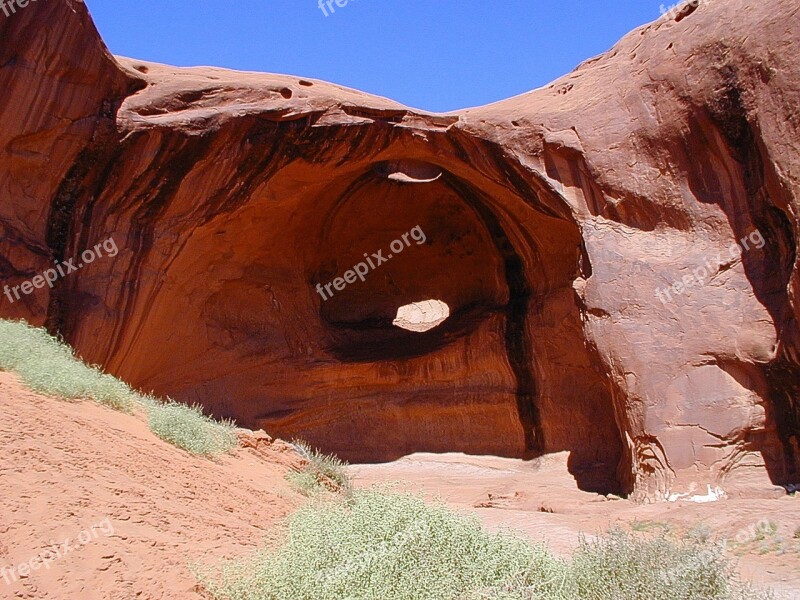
[1,0,799,499]
[393,300,450,333]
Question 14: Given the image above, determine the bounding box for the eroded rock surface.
[1,0,799,499]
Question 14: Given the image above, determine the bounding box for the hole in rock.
[312,163,506,363]
[375,160,443,183]
[392,300,450,332]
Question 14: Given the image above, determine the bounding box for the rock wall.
[1,0,798,499]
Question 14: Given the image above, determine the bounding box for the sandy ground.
[0,372,301,600]
[2,367,798,599]
[351,453,800,599]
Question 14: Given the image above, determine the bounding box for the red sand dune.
[0,372,301,600]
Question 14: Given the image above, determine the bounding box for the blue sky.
[86,0,661,113]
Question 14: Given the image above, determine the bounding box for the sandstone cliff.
[1,0,798,499]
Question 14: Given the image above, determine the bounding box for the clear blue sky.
[85,0,661,113]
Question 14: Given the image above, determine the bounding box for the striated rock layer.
[1,0,798,499]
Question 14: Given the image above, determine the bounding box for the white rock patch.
[392,300,450,333]
[387,171,442,183]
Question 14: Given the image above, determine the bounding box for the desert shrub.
[196,489,562,600]
[753,521,778,541]
[0,319,136,412]
[288,440,351,496]
[0,319,238,457]
[147,399,238,457]
[567,528,770,600]
[685,522,714,543]
[286,470,323,497]
[197,490,774,600]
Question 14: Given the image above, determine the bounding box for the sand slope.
[0,372,300,600]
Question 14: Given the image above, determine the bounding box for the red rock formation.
[1,0,798,499]
[0,0,142,322]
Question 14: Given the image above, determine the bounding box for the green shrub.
[286,470,325,497]
[0,319,136,412]
[288,440,351,496]
[0,319,238,457]
[755,521,778,541]
[196,490,773,600]
[685,522,713,543]
[567,528,768,600]
[147,399,238,457]
[196,489,563,600]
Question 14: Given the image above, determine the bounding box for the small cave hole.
[392,299,450,333]
[374,160,443,183]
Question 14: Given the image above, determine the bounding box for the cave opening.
[258,156,623,495]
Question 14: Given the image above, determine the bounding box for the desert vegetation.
[287,440,352,497]
[199,465,773,600]
[0,318,138,412]
[0,319,237,456]
[145,397,238,457]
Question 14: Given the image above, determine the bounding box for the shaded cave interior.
[273,158,629,495]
